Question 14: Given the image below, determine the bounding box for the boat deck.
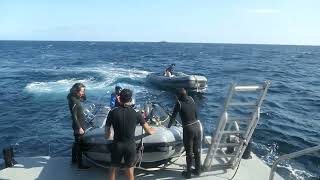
[0,153,284,180]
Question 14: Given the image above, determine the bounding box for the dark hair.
[176,88,187,101]
[115,86,122,91]
[115,86,122,94]
[120,89,132,103]
[171,63,176,66]
[69,83,86,101]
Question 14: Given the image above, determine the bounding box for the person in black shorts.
[168,88,202,179]
[105,89,156,180]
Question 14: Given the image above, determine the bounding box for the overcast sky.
[1,0,319,45]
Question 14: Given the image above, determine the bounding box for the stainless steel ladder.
[203,81,271,171]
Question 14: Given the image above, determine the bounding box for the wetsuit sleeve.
[72,103,82,129]
[110,94,116,108]
[168,101,180,128]
[137,112,146,126]
[195,109,198,120]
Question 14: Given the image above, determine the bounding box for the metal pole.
[269,145,320,180]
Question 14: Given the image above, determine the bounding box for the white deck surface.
[0,153,284,180]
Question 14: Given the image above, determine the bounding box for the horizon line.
[0,39,319,47]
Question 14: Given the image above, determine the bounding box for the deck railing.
[269,145,320,180]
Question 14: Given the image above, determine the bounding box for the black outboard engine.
[2,147,17,168]
[242,140,252,159]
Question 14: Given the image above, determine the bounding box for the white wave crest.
[25,78,95,93]
[24,65,151,94]
[75,66,150,81]
[277,163,316,180]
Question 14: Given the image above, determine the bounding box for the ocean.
[0,41,319,179]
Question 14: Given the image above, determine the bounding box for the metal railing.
[269,145,320,180]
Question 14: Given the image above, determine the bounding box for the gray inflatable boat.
[146,72,207,92]
[82,103,184,167]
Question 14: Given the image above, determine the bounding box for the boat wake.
[24,65,150,94]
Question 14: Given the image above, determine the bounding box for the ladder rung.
[228,118,251,122]
[230,102,256,106]
[234,85,262,91]
[219,143,241,147]
[215,154,237,158]
[228,116,252,122]
[222,130,245,134]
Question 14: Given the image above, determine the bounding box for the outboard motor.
[3,147,17,168]
[242,140,252,159]
[144,102,153,121]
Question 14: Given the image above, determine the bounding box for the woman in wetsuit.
[168,88,202,179]
[67,83,90,169]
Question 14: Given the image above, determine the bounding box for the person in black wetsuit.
[105,89,156,180]
[67,83,90,169]
[168,88,202,179]
[164,63,175,77]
